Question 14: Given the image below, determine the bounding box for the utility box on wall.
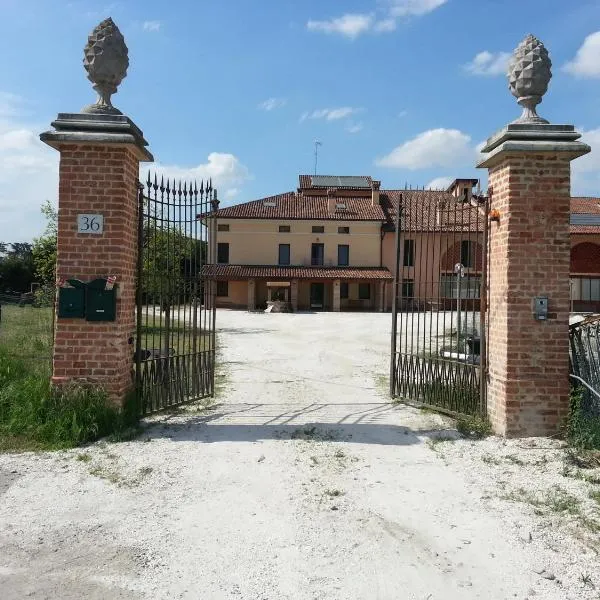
[57,287,85,318]
[85,287,117,321]
[57,278,117,322]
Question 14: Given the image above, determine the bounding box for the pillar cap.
[40,113,153,162]
[477,123,590,169]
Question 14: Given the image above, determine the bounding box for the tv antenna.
[314,140,322,175]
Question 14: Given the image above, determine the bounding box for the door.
[310,283,325,309]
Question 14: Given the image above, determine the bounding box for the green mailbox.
[57,287,85,318]
[85,278,116,322]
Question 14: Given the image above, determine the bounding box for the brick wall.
[487,153,571,436]
[53,144,140,404]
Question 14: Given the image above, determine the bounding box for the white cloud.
[464,51,511,76]
[142,20,161,32]
[373,18,396,32]
[564,31,600,78]
[0,94,58,242]
[258,97,286,111]
[146,153,252,204]
[398,110,408,118]
[307,13,373,39]
[426,176,454,190]
[301,107,361,122]
[306,0,445,38]
[387,0,447,17]
[376,128,476,169]
[571,127,600,194]
[346,122,364,134]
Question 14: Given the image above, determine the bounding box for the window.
[337,244,349,266]
[574,278,600,301]
[338,226,350,234]
[359,283,371,300]
[401,278,414,298]
[403,239,415,267]
[278,244,290,266]
[312,225,325,233]
[311,243,324,266]
[340,282,349,299]
[217,242,229,264]
[216,281,229,297]
[460,240,475,268]
[217,224,230,232]
[279,225,291,233]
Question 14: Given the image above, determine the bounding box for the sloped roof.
[212,191,386,221]
[571,197,600,233]
[204,265,393,280]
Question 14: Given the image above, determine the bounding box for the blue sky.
[2,0,600,242]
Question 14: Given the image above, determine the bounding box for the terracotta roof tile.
[203,265,393,281]
[571,197,600,214]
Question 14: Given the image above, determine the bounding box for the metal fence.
[570,315,600,416]
[0,290,55,374]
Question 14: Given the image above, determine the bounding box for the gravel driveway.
[1,310,599,599]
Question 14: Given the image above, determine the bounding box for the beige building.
[206,174,600,312]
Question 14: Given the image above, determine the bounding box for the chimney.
[371,180,381,207]
[327,188,337,212]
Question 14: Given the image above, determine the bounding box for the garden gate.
[390,189,489,416]
[135,173,218,415]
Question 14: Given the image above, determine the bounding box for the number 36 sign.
[77,214,104,234]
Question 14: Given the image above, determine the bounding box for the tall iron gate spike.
[153,172,158,190]
[159,175,165,193]
[146,171,151,188]
[165,178,171,195]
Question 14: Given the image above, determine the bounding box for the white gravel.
[1,309,599,599]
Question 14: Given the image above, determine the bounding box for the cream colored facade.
[216,218,382,267]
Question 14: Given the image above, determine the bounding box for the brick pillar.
[291,279,298,312]
[333,279,341,312]
[248,279,256,311]
[40,113,152,406]
[478,124,589,436]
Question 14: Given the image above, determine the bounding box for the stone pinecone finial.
[82,17,129,115]
[507,34,552,124]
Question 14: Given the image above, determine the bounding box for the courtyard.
[1,309,599,599]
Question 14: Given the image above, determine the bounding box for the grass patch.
[324,489,344,498]
[0,348,137,452]
[456,414,492,439]
[589,490,600,506]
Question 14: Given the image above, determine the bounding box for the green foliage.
[566,387,600,451]
[31,201,57,285]
[456,414,492,439]
[0,242,35,292]
[142,224,207,307]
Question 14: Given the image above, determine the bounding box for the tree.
[32,201,57,285]
[0,242,35,292]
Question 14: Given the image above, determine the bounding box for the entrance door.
[310,283,325,309]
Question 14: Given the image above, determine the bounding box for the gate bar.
[389,194,402,396]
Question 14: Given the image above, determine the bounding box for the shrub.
[566,386,600,451]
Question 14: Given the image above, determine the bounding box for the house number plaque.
[77,214,104,234]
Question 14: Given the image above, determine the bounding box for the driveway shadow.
[142,402,459,447]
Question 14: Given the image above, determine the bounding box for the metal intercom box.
[533,296,548,320]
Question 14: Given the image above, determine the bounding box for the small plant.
[589,490,600,506]
[76,453,92,463]
[481,453,500,465]
[334,449,346,459]
[580,572,594,588]
[456,414,492,439]
[565,387,600,452]
[324,489,344,498]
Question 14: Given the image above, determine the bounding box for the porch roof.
[204,264,393,281]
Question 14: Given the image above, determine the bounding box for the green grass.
[456,414,492,439]
[0,304,53,374]
[138,310,213,356]
[0,347,136,451]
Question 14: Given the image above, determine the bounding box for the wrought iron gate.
[135,173,218,415]
[390,189,489,416]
